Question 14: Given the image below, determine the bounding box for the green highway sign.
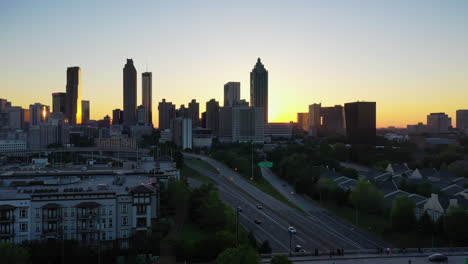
[258,161,273,168]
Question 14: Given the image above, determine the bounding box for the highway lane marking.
[238,213,290,251]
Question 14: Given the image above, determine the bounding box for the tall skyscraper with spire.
[123,59,137,126]
[66,66,82,125]
[142,72,152,126]
[250,58,268,123]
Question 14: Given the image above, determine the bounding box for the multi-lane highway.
[184,154,385,254]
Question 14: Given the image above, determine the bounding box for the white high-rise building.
[173,118,192,150]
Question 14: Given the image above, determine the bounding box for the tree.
[391,196,416,231]
[270,255,292,264]
[444,207,468,243]
[174,150,184,169]
[418,211,434,235]
[216,246,260,264]
[339,167,359,180]
[0,243,29,264]
[259,240,272,254]
[350,180,385,215]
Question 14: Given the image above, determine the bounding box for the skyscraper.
[320,105,344,136]
[308,103,321,136]
[224,82,240,107]
[250,58,268,123]
[188,99,199,128]
[456,110,468,130]
[158,99,176,130]
[66,67,81,125]
[52,92,67,113]
[297,113,309,132]
[137,105,146,125]
[206,99,220,137]
[112,109,123,125]
[29,103,50,126]
[427,113,451,133]
[344,101,376,144]
[173,118,192,150]
[123,59,137,126]
[81,100,90,124]
[142,72,152,126]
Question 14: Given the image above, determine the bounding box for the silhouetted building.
[29,103,49,126]
[219,105,264,143]
[344,101,376,144]
[6,107,24,130]
[264,123,292,140]
[142,72,152,125]
[188,99,199,128]
[206,99,220,137]
[427,113,451,133]
[297,113,308,132]
[224,82,240,107]
[112,109,123,125]
[0,99,11,113]
[123,59,137,126]
[52,92,67,113]
[176,104,189,118]
[81,100,90,124]
[308,103,321,136]
[201,112,206,128]
[137,105,146,125]
[456,110,468,131]
[66,67,82,125]
[319,105,344,136]
[158,99,176,130]
[250,58,268,123]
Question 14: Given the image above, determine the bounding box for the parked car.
[288,226,296,233]
[428,253,448,262]
[254,219,262,224]
[256,204,263,209]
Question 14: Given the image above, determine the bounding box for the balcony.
[0,230,15,237]
[76,225,99,232]
[42,215,62,221]
[76,213,99,219]
[42,228,62,235]
[0,215,15,223]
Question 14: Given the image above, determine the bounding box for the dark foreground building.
[344,101,376,144]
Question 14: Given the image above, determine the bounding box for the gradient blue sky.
[1,0,467,127]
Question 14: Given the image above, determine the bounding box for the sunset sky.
[1,0,467,128]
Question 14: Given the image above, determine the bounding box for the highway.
[184,154,385,253]
[285,254,468,264]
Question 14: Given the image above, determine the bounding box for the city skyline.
[1,1,468,128]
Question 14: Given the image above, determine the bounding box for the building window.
[64,221,68,230]
[108,232,112,240]
[101,219,106,229]
[63,208,68,217]
[35,209,40,218]
[101,207,106,215]
[121,216,128,226]
[20,222,28,232]
[108,207,113,215]
[121,229,128,238]
[20,208,28,218]
[120,204,128,214]
[35,222,40,232]
[102,232,106,240]
[136,205,147,215]
[70,208,75,217]
[137,218,146,228]
[108,219,113,228]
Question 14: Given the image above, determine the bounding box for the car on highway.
[254,219,262,224]
[288,226,296,233]
[428,253,448,262]
[256,204,263,209]
[295,245,305,253]
[290,191,295,195]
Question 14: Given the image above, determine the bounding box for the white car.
[256,204,263,209]
[288,226,296,233]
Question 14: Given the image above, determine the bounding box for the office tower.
[201,112,206,128]
[123,59,137,126]
[7,107,24,129]
[137,105,146,125]
[427,113,451,133]
[0,99,11,112]
[250,58,268,123]
[297,113,309,132]
[49,112,70,145]
[344,101,376,144]
[158,99,176,130]
[66,67,82,125]
[173,118,192,150]
[320,105,344,136]
[188,99,199,128]
[112,109,123,125]
[232,105,264,143]
[29,103,50,126]
[224,82,240,107]
[52,92,67,113]
[456,110,468,130]
[206,99,220,137]
[308,103,321,136]
[176,104,189,118]
[219,107,233,142]
[81,100,90,124]
[142,72,152,125]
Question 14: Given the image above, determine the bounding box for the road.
[184,154,385,254]
[260,167,389,249]
[286,254,468,264]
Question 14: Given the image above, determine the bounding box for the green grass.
[188,158,305,213]
[181,165,215,184]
